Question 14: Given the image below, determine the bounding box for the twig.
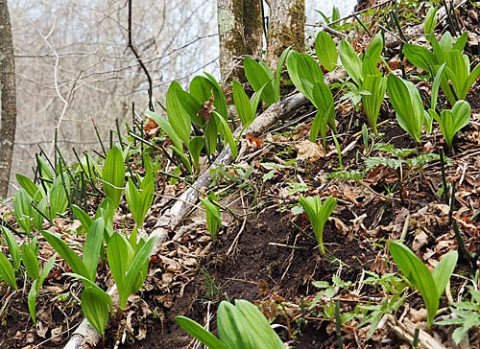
[128,0,154,111]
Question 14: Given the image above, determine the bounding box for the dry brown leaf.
[296,140,325,161]
[412,230,429,252]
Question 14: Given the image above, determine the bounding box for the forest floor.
[2,0,480,348]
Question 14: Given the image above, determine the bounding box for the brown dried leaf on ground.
[295,140,325,161]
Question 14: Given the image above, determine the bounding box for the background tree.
[0,0,17,198]
[217,0,263,97]
[266,0,306,69]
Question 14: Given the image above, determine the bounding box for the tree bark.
[266,0,305,69]
[0,0,17,198]
[217,0,247,90]
[217,0,263,102]
[243,0,263,58]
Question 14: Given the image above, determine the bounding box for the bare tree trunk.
[266,0,305,69]
[0,0,17,198]
[243,0,263,58]
[217,0,264,102]
[217,0,247,91]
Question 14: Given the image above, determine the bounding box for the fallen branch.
[386,315,447,349]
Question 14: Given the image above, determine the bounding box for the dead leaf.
[412,230,429,252]
[296,140,325,161]
[198,95,215,122]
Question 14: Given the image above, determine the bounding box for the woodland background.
[5,0,355,194]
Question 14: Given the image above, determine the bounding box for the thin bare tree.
[0,0,17,198]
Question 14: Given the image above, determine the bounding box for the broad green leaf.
[39,254,57,286]
[389,241,439,327]
[315,31,337,71]
[166,81,193,143]
[28,280,38,324]
[2,227,21,271]
[339,39,363,86]
[175,316,227,349]
[431,250,458,297]
[274,46,292,97]
[102,146,125,209]
[387,74,424,143]
[42,231,89,279]
[362,74,387,135]
[21,243,40,280]
[432,100,471,149]
[121,235,157,310]
[212,111,237,160]
[446,50,469,99]
[187,136,205,172]
[146,111,184,151]
[0,252,17,289]
[452,31,469,51]
[235,300,284,349]
[107,233,134,304]
[204,72,229,118]
[403,44,436,73]
[71,204,93,231]
[13,188,33,233]
[286,50,324,103]
[37,157,53,183]
[49,173,70,218]
[310,81,335,146]
[364,32,383,64]
[299,196,337,254]
[232,80,254,127]
[431,63,446,111]
[190,75,228,119]
[424,6,438,39]
[244,57,277,106]
[81,287,112,335]
[83,218,105,281]
[16,174,43,200]
[218,301,254,348]
[200,195,221,242]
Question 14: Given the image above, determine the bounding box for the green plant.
[64,272,113,337]
[149,74,237,173]
[42,217,105,282]
[424,5,438,41]
[429,100,471,150]
[286,50,335,146]
[315,31,338,72]
[389,241,458,327]
[402,31,479,105]
[298,196,337,255]
[338,33,387,135]
[125,171,155,244]
[102,146,126,209]
[176,299,284,349]
[436,286,480,345]
[232,80,265,128]
[21,239,56,324]
[387,74,428,143]
[357,271,407,338]
[107,232,157,311]
[199,192,222,243]
[244,47,291,106]
[0,227,19,290]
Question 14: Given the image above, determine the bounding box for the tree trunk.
[217,0,264,102]
[217,0,247,91]
[243,0,263,58]
[266,0,305,69]
[0,0,17,198]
